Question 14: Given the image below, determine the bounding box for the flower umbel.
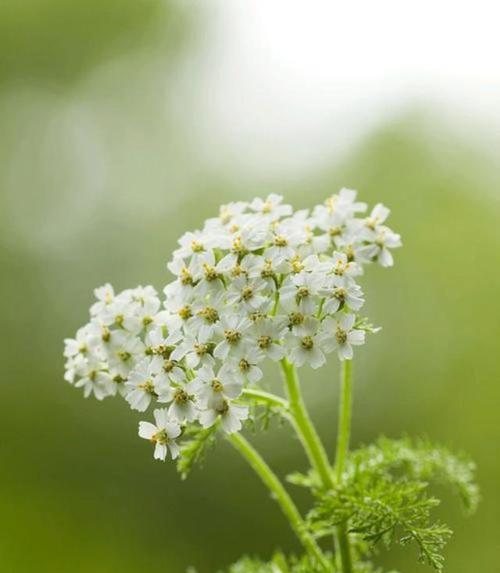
[64,190,399,446]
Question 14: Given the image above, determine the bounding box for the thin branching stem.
[228,432,330,571]
[280,359,334,489]
[334,359,354,573]
[335,360,352,482]
[241,388,290,411]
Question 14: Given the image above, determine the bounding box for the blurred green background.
[1,2,499,572]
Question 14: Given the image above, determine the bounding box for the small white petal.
[138,421,157,440]
[154,443,167,461]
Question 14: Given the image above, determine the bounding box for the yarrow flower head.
[64,190,401,461]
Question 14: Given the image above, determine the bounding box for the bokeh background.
[1,1,499,572]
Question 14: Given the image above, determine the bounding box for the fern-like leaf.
[177,423,217,479]
[307,437,478,572]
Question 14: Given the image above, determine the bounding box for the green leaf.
[286,469,321,490]
[349,437,480,514]
[308,437,478,572]
[216,552,331,573]
[216,556,274,573]
[176,423,217,479]
[247,401,288,433]
[215,553,399,573]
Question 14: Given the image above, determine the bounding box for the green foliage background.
[0,2,498,572]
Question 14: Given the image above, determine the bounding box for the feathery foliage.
[247,402,289,433]
[216,553,401,573]
[176,423,218,479]
[216,552,329,573]
[306,437,478,571]
[349,437,479,512]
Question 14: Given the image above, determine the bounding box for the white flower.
[98,296,135,328]
[171,325,215,369]
[64,326,91,358]
[199,400,249,434]
[154,357,186,385]
[324,313,365,361]
[165,258,198,301]
[265,219,308,260]
[233,253,265,279]
[213,314,252,360]
[317,189,367,223]
[213,252,238,275]
[73,355,115,400]
[359,227,402,268]
[125,358,160,411]
[281,271,325,314]
[330,252,362,285]
[251,317,287,362]
[163,297,195,335]
[90,283,115,316]
[174,230,212,261]
[156,379,201,423]
[104,331,145,378]
[145,328,186,384]
[333,233,371,265]
[189,292,225,335]
[259,254,290,285]
[365,203,390,228]
[285,317,331,369]
[300,254,333,274]
[226,275,270,310]
[191,251,228,297]
[230,345,265,384]
[230,221,271,254]
[145,327,167,353]
[195,364,243,408]
[138,409,181,461]
[217,201,248,226]
[250,193,292,221]
[322,281,365,314]
[123,293,161,334]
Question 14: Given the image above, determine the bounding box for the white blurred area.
[173,0,500,177]
[1,0,499,254]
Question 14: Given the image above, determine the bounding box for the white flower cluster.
[64,191,401,461]
[64,285,166,400]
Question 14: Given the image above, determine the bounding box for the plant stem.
[335,523,352,573]
[228,432,330,571]
[280,359,334,489]
[334,359,353,573]
[334,360,352,482]
[241,388,290,411]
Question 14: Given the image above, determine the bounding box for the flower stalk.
[335,359,352,482]
[241,387,290,411]
[228,432,330,571]
[281,359,334,490]
[334,359,354,573]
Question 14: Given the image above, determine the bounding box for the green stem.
[334,360,352,482]
[334,359,353,573]
[228,432,330,570]
[280,359,334,489]
[335,523,352,573]
[241,388,290,411]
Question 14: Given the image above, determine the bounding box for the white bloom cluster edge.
[64,191,401,461]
